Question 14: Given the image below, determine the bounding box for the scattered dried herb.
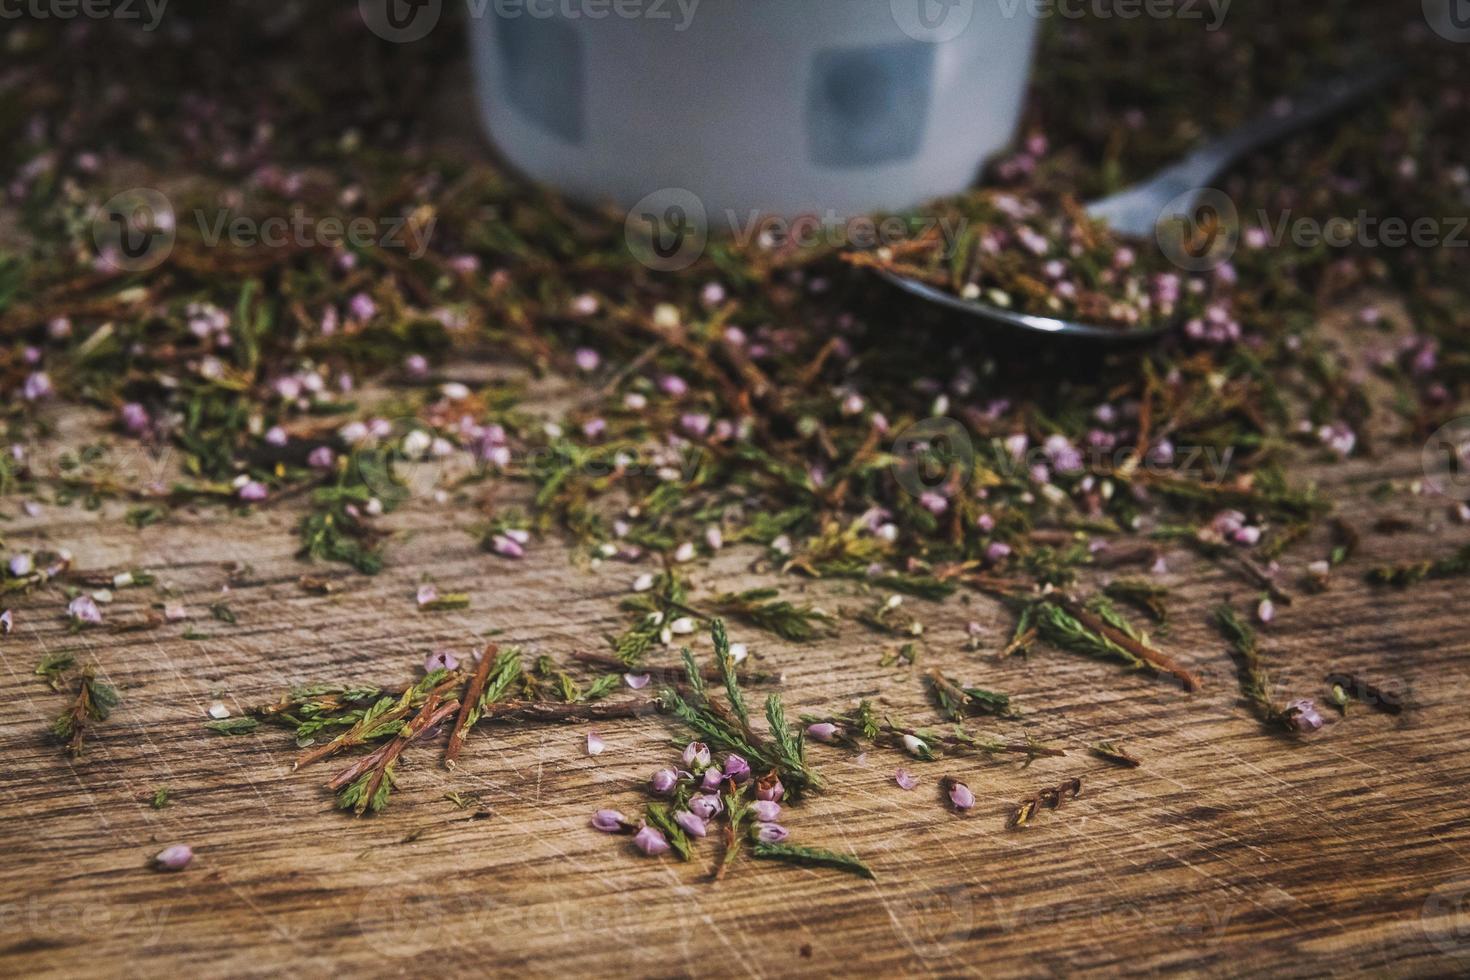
[51,665,119,757]
[1009,777,1083,829]
[1089,740,1142,768]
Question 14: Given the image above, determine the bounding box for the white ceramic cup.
[468,0,1040,220]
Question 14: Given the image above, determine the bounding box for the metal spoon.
[880,65,1400,341]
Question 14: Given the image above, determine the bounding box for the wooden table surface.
[2,338,1469,979]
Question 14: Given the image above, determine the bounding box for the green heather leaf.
[750,841,875,880]
[205,717,260,736]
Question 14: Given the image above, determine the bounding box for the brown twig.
[1060,598,1201,692]
[445,643,497,768]
[476,699,656,724]
[326,693,460,796]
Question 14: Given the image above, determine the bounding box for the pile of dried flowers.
[1,1,1467,873]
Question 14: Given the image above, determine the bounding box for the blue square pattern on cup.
[495,16,585,144]
[806,41,935,169]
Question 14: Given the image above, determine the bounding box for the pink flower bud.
[424,650,459,673]
[722,754,750,784]
[751,800,781,822]
[153,844,193,871]
[67,594,102,625]
[650,768,678,795]
[1286,698,1324,733]
[633,825,669,856]
[806,722,839,743]
[674,810,707,838]
[688,794,723,820]
[681,741,710,768]
[591,809,626,833]
[754,777,783,802]
[945,777,975,811]
[754,823,788,843]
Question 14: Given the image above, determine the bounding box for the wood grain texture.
[2,399,1469,979]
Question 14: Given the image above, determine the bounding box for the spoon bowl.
[880,64,1400,342]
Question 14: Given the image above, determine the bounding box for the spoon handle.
[1165,63,1402,191]
[1086,63,1400,238]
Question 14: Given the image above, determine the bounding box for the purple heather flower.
[895,769,919,791]
[1286,698,1325,733]
[682,741,710,769]
[1256,599,1275,625]
[491,534,525,559]
[986,541,1013,564]
[700,768,724,792]
[153,844,193,871]
[650,768,678,795]
[754,778,784,802]
[347,292,376,322]
[23,372,53,401]
[722,754,751,784]
[591,809,625,833]
[623,672,650,690]
[687,794,723,820]
[946,779,976,811]
[68,594,102,625]
[237,481,268,502]
[658,374,688,397]
[674,810,707,838]
[9,553,33,577]
[806,722,839,744]
[680,413,711,438]
[751,800,781,822]
[633,825,669,856]
[586,731,605,756]
[1232,526,1262,547]
[308,446,336,470]
[403,354,429,379]
[424,649,459,673]
[573,347,600,372]
[919,491,949,515]
[263,426,288,448]
[120,403,150,435]
[416,584,439,607]
[754,823,789,844]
